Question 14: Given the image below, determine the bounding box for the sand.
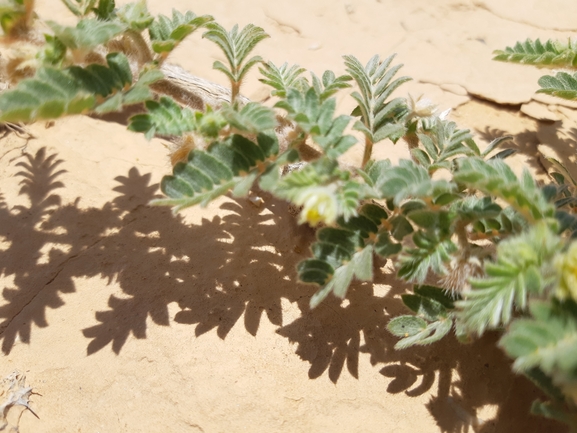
[0,0,573,431]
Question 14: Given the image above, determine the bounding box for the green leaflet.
[538,71,577,101]
[387,285,455,349]
[259,61,308,98]
[128,96,196,138]
[388,316,452,349]
[153,133,278,212]
[220,102,277,133]
[344,54,411,145]
[500,300,577,406]
[61,0,97,17]
[203,22,269,86]
[454,158,555,223]
[149,9,213,55]
[116,0,153,31]
[276,87,357,159]
[92,0,115,20]
[47,18,125,50]
[310,70,352,102]
[0,52,136,122]
[373,159,456,205]
[309,245,374,308]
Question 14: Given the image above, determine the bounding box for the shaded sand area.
[1,0,576,431]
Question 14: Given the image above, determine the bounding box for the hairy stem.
[230,81,240,107]
[361,136,373,168]
[124,29,153,68]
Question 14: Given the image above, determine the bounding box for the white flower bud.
[408,94,438,118]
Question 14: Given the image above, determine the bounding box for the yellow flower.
[295,186,339,227]
[555,242,577,300]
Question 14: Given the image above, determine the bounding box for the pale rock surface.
[521,101,561,122]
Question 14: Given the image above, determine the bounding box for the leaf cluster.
[2,4,577,428]
[387,285,455,349]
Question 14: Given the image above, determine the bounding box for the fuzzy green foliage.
[128,95,197,138]
[2,3,577,429]
[493,38,577,69]
[148,9,214,55]
[344,54,411,158]
[454,158,555,222]
[387,285,455,349]
[92,0,115,20]
[46,18,125,51]
[202,22,268,103]
[457,221,562,334]
[502,300,577,386]
[154,132,279,211]
[115,0,153,31]
[412,118,478,171]
[538,71,577,101]
[258,61,308,98]
[62,0,97,17]
[0,52,164,121]
[275,86,357,159]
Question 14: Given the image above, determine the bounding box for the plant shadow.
[477,122,577,185]
[0,147,562,433]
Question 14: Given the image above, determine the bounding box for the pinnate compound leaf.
[538,71,577,100]
[311,70,352,102]
[493,38,577,69]
[116,0,153,31]
[398,237,457,283]
[457,221,562,335]
[375,159,456,205]
[203,23,269,83]
[128,96,196,138]
[388,316,452,349]
[344,54,411,144]
[259,61,308,98]
[500,300,577,404]
[454,158,555,222]
[0,52,134,122]
[149,10,213,54]
[92,0,116,20]
[416,118,477,166]
[47,18,125,50]
[221,102,277,133]
[308,245,374,308]
[154,134,268,212]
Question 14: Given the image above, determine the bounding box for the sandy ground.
[0,0,575,431]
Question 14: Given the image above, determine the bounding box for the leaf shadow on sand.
[0,147,562,433]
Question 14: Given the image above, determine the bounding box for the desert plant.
[1,1,577,429]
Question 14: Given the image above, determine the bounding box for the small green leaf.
[387,315,427,337]
[116,0,153,31]
[402,294,447,321]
